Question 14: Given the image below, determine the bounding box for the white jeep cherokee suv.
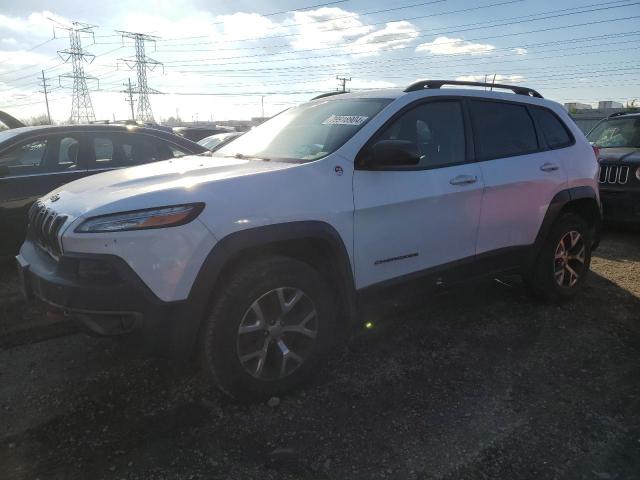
[17,80,601,398]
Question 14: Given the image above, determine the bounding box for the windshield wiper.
[225,153,271,161]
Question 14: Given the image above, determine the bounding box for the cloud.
[347,21,418,57]
[288,8,419,58]
[455,74,525,83]
[350,78,397,89]
[0,49,51,66]
[512,47,527,55]
[215,12,281,41]
[1,37,18,45]
[0,11,69,37]
[288,7,373,50]
[416,36,495,55]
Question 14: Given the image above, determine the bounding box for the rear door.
[470,99,569,255]
[0,133,89,252]
[353,99,484,288]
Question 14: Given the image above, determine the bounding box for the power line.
[0,38,58,65]
[91,0,352,40]
[4,0,630,86]
[157,0,449,43]
[152,38,638,75]
[156,0,630,47]
[9,32,636,98]
[153,5,640,66]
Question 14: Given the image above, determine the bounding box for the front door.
[353,100,484,289]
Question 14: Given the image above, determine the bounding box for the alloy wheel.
[236,287,318,380]
[554,230,586,288]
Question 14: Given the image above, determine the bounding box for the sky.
[0,0,638,123]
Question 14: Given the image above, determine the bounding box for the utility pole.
[123,77,136,120]
[117,31,163,123]
[261,95,265,118]
[336,75,351,93]
[55,20,97,123]
[38,70,52,124]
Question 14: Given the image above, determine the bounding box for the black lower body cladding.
[16,240,192,357]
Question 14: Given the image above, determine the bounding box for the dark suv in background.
[588,112,640,224]
[0,124,206,254]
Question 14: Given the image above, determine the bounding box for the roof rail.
[310,91,346,101]
[404,79,543,98]
[607,111,632,118]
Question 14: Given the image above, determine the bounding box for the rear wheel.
[201,256,336,399]
[525,213,592,302]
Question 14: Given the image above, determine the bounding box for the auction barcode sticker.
[322,115,369,126]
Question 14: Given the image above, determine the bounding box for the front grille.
[599,164,630,185]
[27,201,68,256]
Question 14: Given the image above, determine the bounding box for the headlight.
[75,203,204,233]
[636,167,640,181]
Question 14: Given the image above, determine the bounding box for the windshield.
[587,117,640,148]
[214,97,392,162]
[0,127,32,144]
[199,133,232,149]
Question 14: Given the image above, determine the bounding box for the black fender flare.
[172,221,357,357]
[527,185,601,269]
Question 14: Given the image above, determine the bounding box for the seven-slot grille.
[599,164,630,185]
[27,202,67,256]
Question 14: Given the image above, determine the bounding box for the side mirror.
[367,140,420,168]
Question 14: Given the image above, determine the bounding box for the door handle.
[540,162,560,172]
[449,174,478,186]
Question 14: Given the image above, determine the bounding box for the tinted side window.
[376,101,466,168]
[56,137,79,170]
[94,137,114,163]
[0,139,48,177]
[89,134,169,169]
[469,100,538,160]
[530,107,572,149]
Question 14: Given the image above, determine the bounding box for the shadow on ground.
[0,233,639,479]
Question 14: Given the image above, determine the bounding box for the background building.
[598,100,624,109]
[564,102,593,111]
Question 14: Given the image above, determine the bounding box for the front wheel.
[201,256,336,399]
[524,213,592,302]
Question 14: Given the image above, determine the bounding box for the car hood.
[42,155,296,219]
[598,147,640,164]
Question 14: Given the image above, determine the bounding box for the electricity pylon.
[55,21,97,123]
[117,31,162,122]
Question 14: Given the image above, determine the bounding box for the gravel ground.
[0,229,639,480]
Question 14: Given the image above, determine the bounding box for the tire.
[524,213,592,302]
[201,256,337,399]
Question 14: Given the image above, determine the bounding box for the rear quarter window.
[530,107,573,149]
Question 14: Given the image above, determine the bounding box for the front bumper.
[16,240,192,356]
[599,188,640,223]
